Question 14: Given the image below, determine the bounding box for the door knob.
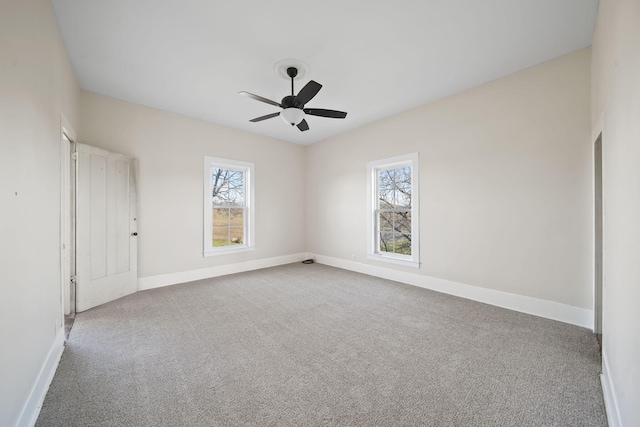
[131,232,138,236]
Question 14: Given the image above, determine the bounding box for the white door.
[75,143,138,312]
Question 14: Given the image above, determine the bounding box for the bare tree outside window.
[211,168,246,247]
[377,166,412,255]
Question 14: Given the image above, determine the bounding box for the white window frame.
[203,156,255,257]
[366,153,420,268]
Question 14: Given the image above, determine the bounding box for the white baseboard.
[601,351,621,427]
[311,254,593,329]
[138,252,308,291]
[15,327,65,427]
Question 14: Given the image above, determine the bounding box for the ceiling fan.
[239,67,347,132]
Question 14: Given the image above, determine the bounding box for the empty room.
[1,0,639,426]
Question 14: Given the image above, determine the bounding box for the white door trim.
[60,114,76,316]
[592,112,605,335]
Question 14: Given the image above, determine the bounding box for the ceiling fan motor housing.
[281,95,298,108]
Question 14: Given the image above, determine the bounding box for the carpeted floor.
[37,263,607,426]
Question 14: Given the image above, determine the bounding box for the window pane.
[394,233,412,255]
[394,211,411,235]
[213,208,229,227]
[229,208,244,228]
[378,210,394,253]
[394,166,412,208]
[212,168,245,206]
[227,170,245,205]
[211,208,245,247]
[229,227,244,245]
[377,210,411,255]
[229,208,245,245]
[378,169,395,209]
[379,231,394,253]
[379,211,394,232]
[212,227,229,246]
[211,168,227,205]
[378,166,412,209]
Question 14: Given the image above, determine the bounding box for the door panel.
[89,154,107,280]
[76,143,137,312]
[116,161,131,273]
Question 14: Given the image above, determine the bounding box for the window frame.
[203,156,255,257]
[366,153,420,268]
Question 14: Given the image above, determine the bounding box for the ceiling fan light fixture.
[280,108,305,126]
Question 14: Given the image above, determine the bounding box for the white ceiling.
[51,0,598,145]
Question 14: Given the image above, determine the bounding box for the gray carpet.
[37,263,607,426]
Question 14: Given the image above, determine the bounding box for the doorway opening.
[594,132,603,350]
[60,118,77,339]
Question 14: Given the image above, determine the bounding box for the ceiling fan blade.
[239,91,282,108]
[250,112,280,122]
[294,80,322,106]
[303,108,347,119]
[297,119,309,132]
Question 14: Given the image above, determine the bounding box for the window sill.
[367,253,420,268]
[204,246,255,257]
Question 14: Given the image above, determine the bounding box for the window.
[367,153,419,268]
[203,156,255,256]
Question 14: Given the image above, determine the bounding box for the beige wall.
[0,0,80,425]
[79,92,307,279]
[592,0,640,425]
[306,49,592,309]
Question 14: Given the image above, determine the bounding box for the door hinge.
[71,152,78,161]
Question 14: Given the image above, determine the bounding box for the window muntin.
[204,157,254,256]
[367,153,419,268]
